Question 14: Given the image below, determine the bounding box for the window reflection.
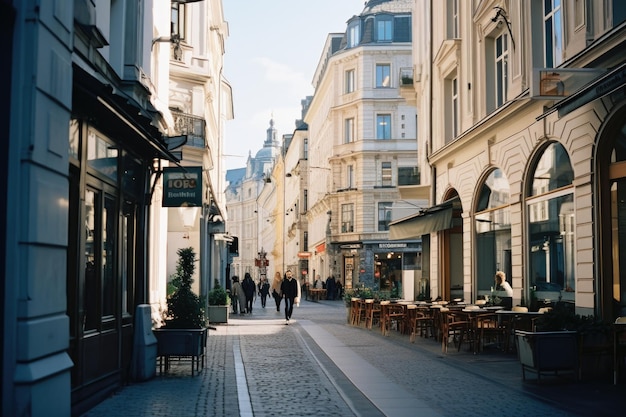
[527,142,575,299]
[475,169,511,296]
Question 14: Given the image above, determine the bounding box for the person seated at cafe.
[495,271,513,297]
[314,274,324,289]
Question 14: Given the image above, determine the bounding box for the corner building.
[304,0,421,296]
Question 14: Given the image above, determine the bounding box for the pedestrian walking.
[270,271,283,312]
[258,276,270,308]
[325,275,336,300]
[281,269,298,324]
[242,272,256,313]
[231,276,245,315]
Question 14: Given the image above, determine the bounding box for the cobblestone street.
[83,299,625,417]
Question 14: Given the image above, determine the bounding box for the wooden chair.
[474,313,504,353]
[380,302,406,336]
[354,299,368,326]
[440,308,470,353]
[364,299,381,330]
[409,307,434,342]
[349,298,360,325]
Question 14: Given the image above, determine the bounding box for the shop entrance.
[375,252,402,295]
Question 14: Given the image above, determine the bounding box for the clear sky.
[222,0,365,171]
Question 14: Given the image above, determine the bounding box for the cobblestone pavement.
[83,298,626,417]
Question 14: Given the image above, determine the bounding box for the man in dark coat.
[280,269,298,324]
[325,276,336,300]
[242,272,256,313]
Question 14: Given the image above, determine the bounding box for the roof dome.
[363,0,413,14]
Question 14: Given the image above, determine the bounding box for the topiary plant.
[208,278,229,306]
[162,247,206,329]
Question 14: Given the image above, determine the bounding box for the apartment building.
[303,0,421,297]
[2,1,230,415]
[395,0,626,319]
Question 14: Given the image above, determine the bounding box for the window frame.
[376,114,392,140]
[341,203,354,233]
[376,64,391,88]
[345,118,355,143]
[345,69,356,93]
[378,201,393,231]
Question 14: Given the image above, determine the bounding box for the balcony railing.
[399,67,414,87]
[171,110,206,148]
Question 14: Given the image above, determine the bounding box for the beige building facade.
[396,0,626,318]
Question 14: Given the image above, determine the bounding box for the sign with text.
[162,166,203,207]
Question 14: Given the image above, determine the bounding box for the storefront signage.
[298,252,312,258]
[340,244,362,249]
[162,166,203,207]
[378,242,407,249]
[315,243,325,254]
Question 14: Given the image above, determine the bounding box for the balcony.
[171,110,206,148]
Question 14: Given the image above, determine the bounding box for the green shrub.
[162,247,206,329]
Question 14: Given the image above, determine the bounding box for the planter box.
[208,305,229,324]
[153,328,207,376]
[515,330,579,381]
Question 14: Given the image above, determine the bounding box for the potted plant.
[154,247,207,375]
[515,302,611,381]
[207,278,230,324]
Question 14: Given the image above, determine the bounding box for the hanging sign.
[162,166,203,207]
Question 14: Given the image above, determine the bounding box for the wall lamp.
[491,6,515,50]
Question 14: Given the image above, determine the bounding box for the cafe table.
[495,309,543,352]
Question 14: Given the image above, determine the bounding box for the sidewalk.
[82,299,625,417]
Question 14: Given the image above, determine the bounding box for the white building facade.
[304,0,421,298]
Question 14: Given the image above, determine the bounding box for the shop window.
[527,142,575,297]
[475,168,511,297]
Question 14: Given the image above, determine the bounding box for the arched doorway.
[440,191,463,301]
[597,105,626,320]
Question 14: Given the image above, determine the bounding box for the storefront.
[68,66,177,413]
[339,241,421,299]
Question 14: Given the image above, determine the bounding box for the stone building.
[393,0,626,318]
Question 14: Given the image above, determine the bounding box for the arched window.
[526,142,575,299]
[475,169,511,297]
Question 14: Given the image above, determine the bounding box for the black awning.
[388,197,459,240]
[73,64,180,163]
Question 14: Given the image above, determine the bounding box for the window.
[347,21,360,47]
[345,69,355,93]
[346,165,354,189]
[377,114,391,140]
[447,0,459,39]
[475,169,511,297]
[544,0,563,67]
[376,64,391,87]
[381,162,392,187]
[303,190,308,212]
[377,17,393,41]
[398,166,419,185]
[345,118,355,143]
[378,202,393,231]
[84,189,118,330]
[171,2,186,41]
[341,204,354,233]
[527,142,575,294]
[495,33,509,107]
[303,138,308,160]
[444,77,459,143]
